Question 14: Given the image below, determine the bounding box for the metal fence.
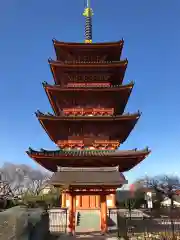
[48,208,67,234]
[108,208,180,239]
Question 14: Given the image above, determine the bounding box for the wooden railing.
[67,82,111,88]
[63,107,114,116]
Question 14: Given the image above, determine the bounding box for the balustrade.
[63,107,114,116]
[67,82,111,88]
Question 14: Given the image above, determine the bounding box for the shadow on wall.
[28,211,50,240]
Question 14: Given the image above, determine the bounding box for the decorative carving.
[67,74,111,82]
[57,139,120,150]
[57,140,84,149]
[61,54,109,62]
[93,140,120,149]
[55,93,118,115]
[76,55,101,62]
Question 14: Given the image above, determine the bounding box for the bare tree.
[136,174,180,238]
[0,163,51,197]
[28,177,50,196]
[132,179,146,191]
[145,175,180,209]
[0,180,14,198]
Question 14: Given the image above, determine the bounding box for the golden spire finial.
[83,0,94,43]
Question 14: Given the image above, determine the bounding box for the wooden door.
[81,195,90,209]
[80,195,100,209]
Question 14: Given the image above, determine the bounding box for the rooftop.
[52,39,124,47]
[27,148,150,157]
[50,166,127,187]
[27,148,150,172]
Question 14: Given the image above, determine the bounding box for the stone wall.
[0,206,28,240]
[0,206,49,240]
[28,212,49,240]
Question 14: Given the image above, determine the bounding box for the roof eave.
[26,148,150,159]
[44,81,134,92]
[121,115,140,143]
[26,152,150,173]
[49,59,128,68]
[52,39,124,48]
[36,112,141,121]
[43,84,60,115]
[37,117,56,143]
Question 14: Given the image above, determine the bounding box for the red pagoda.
[27,0,150,234]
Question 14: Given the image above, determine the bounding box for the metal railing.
[108,208,180,239]
[48,208,67,234]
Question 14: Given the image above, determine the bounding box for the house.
[41,183,52,195]
[161,196,180,207]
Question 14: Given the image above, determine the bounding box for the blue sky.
[0,0,180,184]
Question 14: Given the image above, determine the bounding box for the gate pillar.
[61,192,66,208]
[112,193,116,207]
[100,193,107,234]
[72,193,76,233]
[68,192,76,235]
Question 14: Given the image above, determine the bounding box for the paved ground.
[48,232,118,239]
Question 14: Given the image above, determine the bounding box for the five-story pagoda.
[27,0,150,234]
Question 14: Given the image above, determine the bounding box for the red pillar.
[68,193,76,235]
[68,193,73,234]
[61,192,66,208]
[100,194,107,234]
[72,194,76,233]
[112,193,116,207]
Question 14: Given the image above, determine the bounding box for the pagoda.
[26,0,150,234]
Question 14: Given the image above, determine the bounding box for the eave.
[52,39,124,48]
[48,59,128,85]
[26,148,151,172]
[35,112,141,144]
[49,166,127,187]
[49,59,128,68]
[43,82,134,115]
[52,39,124,62]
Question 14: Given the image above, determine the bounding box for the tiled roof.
[50,166,127,186]
[27,148,150,157]
[35,111,141,119]
[42,81,134,89]
[52,39,124,46]
[48,59,128,66]
[57,166,119,172]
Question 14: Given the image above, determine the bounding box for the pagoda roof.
[26,148,150,172]
[53,39,124,61]
[53,39,124,62]
[43,81,133,91]
[43,82,134,115]
[49,59,128,68]
[49,166,127,187]
[52,39,124,48]
[35,112,140,144]
[49,59,128,85]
